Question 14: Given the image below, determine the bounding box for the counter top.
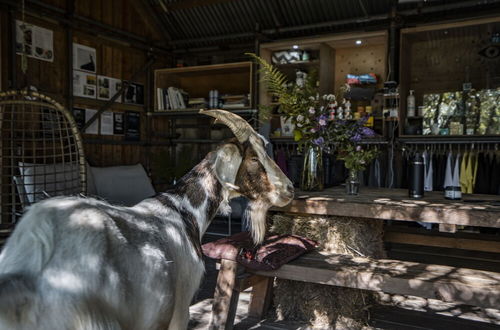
[272,187,500,228]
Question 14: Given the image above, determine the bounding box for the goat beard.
[245,199,272,245]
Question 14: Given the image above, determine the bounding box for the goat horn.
[199,109,254,143]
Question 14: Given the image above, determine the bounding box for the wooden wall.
[0,0,172,190]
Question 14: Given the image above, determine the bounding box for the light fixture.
[292,45,299,49]
[355,40,362,45]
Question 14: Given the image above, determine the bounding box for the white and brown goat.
[0,109,293,330]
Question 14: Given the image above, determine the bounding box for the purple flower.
[313,137,325,146]
[360,126,376,137]
[318,115,328,126]
[351,133,362,142]
[357,116,368,125]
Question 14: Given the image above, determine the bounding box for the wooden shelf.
[397,136,500,143]
[149,108,257,117]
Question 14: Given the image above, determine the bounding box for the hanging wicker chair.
[0,90,86,223]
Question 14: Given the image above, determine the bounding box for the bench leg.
[209,259,240,330]
[248,276,273,320]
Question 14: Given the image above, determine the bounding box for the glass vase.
[300,144,324,191]
[346,169,360,195]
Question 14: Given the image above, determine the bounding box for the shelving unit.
[150,62,257,185]
[399,17,500,139]
[258,31,388,141]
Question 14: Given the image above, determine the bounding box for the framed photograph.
[73,108,86,130]
[73,43,96,73]
[97,76,122,102]
[124,82,144,105]
[73,70,97,99]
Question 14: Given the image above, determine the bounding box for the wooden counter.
[272,187,500,228]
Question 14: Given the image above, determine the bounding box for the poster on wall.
[97,76,122,102]
[16,20,54,62]
[100,111,114,135]
[73,43,97,73]
[73,70,97,99]
[124,82,144,105]
[113,113,124,135]
[124,111,140,141]
[84,109,99,135]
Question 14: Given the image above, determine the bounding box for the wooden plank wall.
[0,0,172,190]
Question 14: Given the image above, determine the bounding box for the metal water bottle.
[409,153,424,198]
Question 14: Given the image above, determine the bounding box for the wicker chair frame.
[0,90,86,223]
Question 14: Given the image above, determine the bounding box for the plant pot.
[300,144,324,191]
[346,169,360,195]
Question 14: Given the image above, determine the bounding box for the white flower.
[308,107,315,114]
[309,96,315,101]
[296,114,304,122]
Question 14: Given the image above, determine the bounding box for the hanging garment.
[459,151,469,193]
[453,153,461,188]
[474,153,491,194]
[461,151,477,194]
[444,152,453,189]
[444,152,460,189]
[489,154,500,195]
[435,153,447,191]
[275,148,288,177]
[423,150,433,192]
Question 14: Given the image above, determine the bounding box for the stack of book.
[221,94,248,110]
[156,87,189,110]
[188,98,207,109]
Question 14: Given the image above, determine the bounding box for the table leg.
[248,276,273,319]
[209,259,240,330]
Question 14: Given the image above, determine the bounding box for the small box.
[449,122,464,135]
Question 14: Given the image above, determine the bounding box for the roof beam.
[167,0,235,11]
[129,0,172,42]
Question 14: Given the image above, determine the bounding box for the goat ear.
[214,144,242,192]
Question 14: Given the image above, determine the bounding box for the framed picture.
[124,111,140,141]
[124,82,144,105]
[97,76,122,102]
[73,43,96,73]
[113,112,124,135]
[73,108,86,130]
[16,20,54,62]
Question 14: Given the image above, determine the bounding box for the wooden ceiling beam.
[167,0,235,11]
[129,0,172,42]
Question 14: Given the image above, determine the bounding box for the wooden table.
[272,187,500,229]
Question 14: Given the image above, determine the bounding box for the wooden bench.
[209,251,500,329]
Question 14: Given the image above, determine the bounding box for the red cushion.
[202,232,318,271]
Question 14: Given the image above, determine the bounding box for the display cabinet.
[258,31,388,140]
[399,17,500,137]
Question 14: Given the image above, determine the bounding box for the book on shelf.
[156,87,190,111]
[221,93,249,110]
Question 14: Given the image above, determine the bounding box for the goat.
[0,109,294,330]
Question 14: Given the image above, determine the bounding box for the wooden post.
[209,259,241,330]
[248,276,273,319]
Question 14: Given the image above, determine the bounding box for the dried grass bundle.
[269,213,385,329]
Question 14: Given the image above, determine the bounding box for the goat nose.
[286,184,294,196]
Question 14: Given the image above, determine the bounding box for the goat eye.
[251,157,259,162]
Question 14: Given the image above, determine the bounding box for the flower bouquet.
[249,53,348,191]
[331,117,378,194]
